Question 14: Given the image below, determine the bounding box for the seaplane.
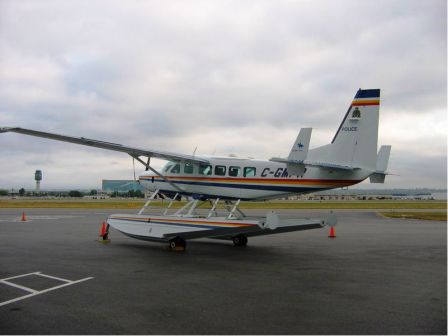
[1,88,391,250]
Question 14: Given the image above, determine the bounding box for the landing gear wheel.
[232,235,248,247]
[169,237,186,251]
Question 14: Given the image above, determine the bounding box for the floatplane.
[1,89,391,250]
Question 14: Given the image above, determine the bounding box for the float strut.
[163,193,179,215]
[138,189,159,215]
[207,198,220,218]
[227,199,241,219]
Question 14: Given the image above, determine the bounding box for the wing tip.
[0,127,14,133]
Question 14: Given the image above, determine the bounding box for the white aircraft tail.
[307,89,381,170]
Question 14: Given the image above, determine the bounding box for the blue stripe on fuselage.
[140,177,329,193]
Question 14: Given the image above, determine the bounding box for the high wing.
[0,127,209,164]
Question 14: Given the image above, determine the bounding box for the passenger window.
[184,162,194,174]
[229,166,241,177]
[243,167,256,177]
[171,164,181,174]
[199,164,212,175]
[215,165,226,176]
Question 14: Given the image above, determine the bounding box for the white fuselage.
[139,156,371,200]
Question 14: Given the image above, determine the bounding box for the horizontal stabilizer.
[376,145,391,172]
[269,128,312,175]
[370,145,392,183]
[288,128,312,162]
[369,173,386,183]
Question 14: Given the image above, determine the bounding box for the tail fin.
[331,89,380,170]
[308,89,381,170]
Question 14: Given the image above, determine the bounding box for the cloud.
[0,0,446,190]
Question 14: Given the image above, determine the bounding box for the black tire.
[169,237,186,251]
[232,235,248,247]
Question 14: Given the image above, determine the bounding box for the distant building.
[83,191,109,199]
[102,180,145,193]
[431,192,447,200]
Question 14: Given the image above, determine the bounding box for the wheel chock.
[98,221,111,243]
[170,246,185,252]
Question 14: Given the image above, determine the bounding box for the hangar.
[101,180,145,193]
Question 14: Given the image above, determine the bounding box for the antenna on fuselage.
[192,146,198,158]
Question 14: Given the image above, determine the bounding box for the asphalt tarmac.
[0,208,446,334]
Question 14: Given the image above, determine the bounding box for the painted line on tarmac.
[0,271,93,307]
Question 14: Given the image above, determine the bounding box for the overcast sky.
[0,0,446,191]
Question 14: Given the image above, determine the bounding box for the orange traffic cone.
[328,226,336,238]
[21,212,27,221]
[98,221,110,243]
[99,222,107,237]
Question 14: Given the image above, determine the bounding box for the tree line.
[0,189,145,198]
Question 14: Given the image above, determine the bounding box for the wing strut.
[130,154,183,193]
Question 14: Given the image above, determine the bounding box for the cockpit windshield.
[162,161,175,173]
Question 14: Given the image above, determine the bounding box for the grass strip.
[380,211,447,221]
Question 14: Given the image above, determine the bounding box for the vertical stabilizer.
[332,89,380,170]
[308,89,381,170]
